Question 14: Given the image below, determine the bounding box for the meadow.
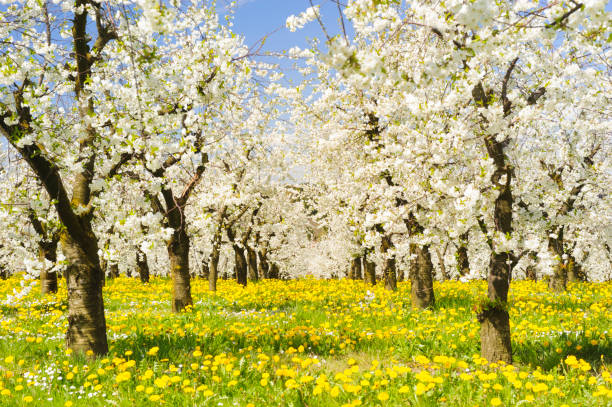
[0,277,610,406]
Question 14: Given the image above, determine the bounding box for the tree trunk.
[209,249,220,292]
[456,231,470,278]
[108,263,119,279]
[269,263,279,279]
[480,160,514,364]
[168,230,192,312]
[350,256,362,280]
[548,233,567,292]
[208,214,224,292]
[99,256,107,287]
[136,250,150,283]
[201,257,210,280]
[382,236,397,291]
[61,232,108,355]
[363,254,376,285]
[234,244,247,286]
[406,213,435,309]
[258,250,269,279]
[39,240,58,294]
[397,269,404,282]
[479,301,512,365]
[410,244,435,309]
[355,256,363,279]
[247,246,258,281]
[436,245,449,281]
[0,266,6,280]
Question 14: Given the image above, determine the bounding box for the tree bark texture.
[382,235,397,291]
[410,243,435,309]
[479,305,512,365]
[136,250,150,283]
[108,263,119,279]
[247,246,258,281]
[268,263,280,279]
[258,249,269,279]
[456,232,470,278]
[209,249,220,292]
[62,232,108,355]
[548,233,567,292]
[350,256,362,280]
[234,244,248,286]
[39,240,59,294]
[201,257,210,280]
[168,230,192,312]
[406,213,435,309]
[363,254,376,286]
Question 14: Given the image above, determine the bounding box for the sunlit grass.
[0,276,610,406]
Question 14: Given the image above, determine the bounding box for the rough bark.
[168,230,192,312]
[39,240,59,294]
[456,231,470,278]
[397,269,404,282]
[406,213,435,309]
[268,263,280,279]
[247,246,258,281]
[435,244,450,281]
[480,184,513,364]
[208,210,225,292]
[350,256,362,280]
[99,257,107,287]
[525,252,538,281]
[209,249,220,292]
[548,233,567,292]
[136,250,150,283]
[363,253,376,286]
[479,305,512,365]
[472,74,520,365]
[234,244,248,286]
[258,249,269,279]
[410,243,435,309]
[382,235,397,291]
[62,232,108,355]
[108,263,119,279]
[200,257,210,280]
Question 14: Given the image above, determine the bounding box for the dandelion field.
[0,277,610,407]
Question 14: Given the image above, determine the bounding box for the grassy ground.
[0,276,610,406]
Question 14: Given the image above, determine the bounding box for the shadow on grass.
[514,332,611,371]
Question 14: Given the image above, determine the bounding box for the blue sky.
[228,0,348,52]
[219,0,352,85]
